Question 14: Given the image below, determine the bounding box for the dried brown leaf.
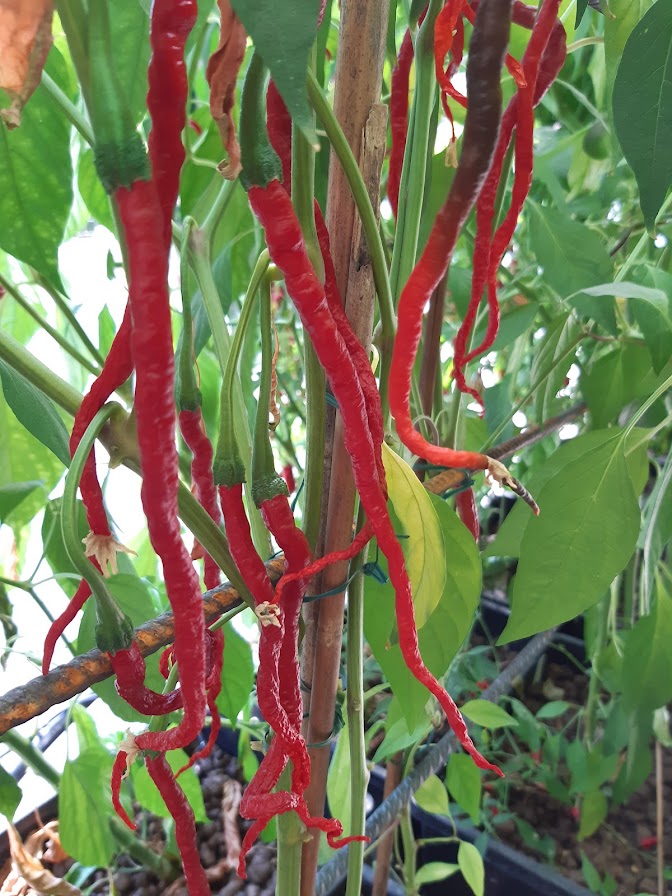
[5,826,80,896]
[205,0,246,179]
[0,0,53,129]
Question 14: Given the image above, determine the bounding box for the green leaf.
[131,750,207,823]
[581,850,603,892]
[0,481,42,525]
[460,700,518,729]
[363,492,480,731]
[414,774,449,816]
[458,841,485,896]
[0,49,73,288]
[230,0,321,145]
[578,790,608,840]
[0,765,21,821]
[0,393,63,532]
[109,0,151,126]
[71,703,105,754]
[528,204,614,321]
[613,0,672,228]
[327,717,351,826]
[216,625,254,722]
[78,149,115,231]
[639,449,672,604]
[530,313,581,421]
[78,574,166,721]
[415,862,459,886]
[536,700,571,720]
[575,0,589,28]
[382,444,446,630]
[485,428,648,561]
[500,435,640,642]
[98,305,116,358]
[622,586,672,712]
[579,281,669,311]
[583,344,657,428]
[630,266,672,373]
[42,498,90,598]
[0,360,70,466]
[59,749,116,867]
[471,303,538,356]
[446,753,482,822]
[605,0,654,149]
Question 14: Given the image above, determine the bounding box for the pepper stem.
[62,403,134,653]
[251,275,289,507]
[213,251,271,488]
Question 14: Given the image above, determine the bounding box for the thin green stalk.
[32,273,105,367]
[41,70,94,144]
[307,71,395,416]
[623,372,672,437]
[399,804,417,894]
[583,589,610,747]
[0,330,82,415]
[188,228,271,556]
[0,730,61,789]
[388,0,442,306]
[276,765,303,894]
[616,191,672,281]
[0,274,100,376]
[55,0,91,109]
[63,405,134,650]
[209,601,247,632]
[202,177,237,247]
[345,511,369,896]
[109,818,176,880]
[293,71,325,548]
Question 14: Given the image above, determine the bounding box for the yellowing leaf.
[0,0,53,128]
[382,443,446,629]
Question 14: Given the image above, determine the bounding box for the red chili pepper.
[117,179,206,755]
[389,0,514,464]
[178,627,225,775]
[266,79,292,185]
[147,0,197,248]
[281,463,296,494]
[110,640,184,715]
[42,579,91,675]
[145,754,210,895]
[178,408,222,591]
[249,180,501,776]
[388,27,414,220]
[111,750,136,831]
[453,1,565,392]
[639,835,657,850]
[434,0,468,142]
[456,487,480,542]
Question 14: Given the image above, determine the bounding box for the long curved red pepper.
[218,482,311,793]
[456,487,480,542]
[248,179,501,775]
[42,579,91,674]
[145,754,210,896]
[117,179,206,755]
[179,408,222,591]
[111,640,184,715]
[453,1,566,392]
[388,28,414,220]
[389,0,514,471]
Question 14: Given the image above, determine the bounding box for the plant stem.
[616,191,672,281]
[583,589,610,747]
[0,729,60,788]
[0,330,82,415]
[388,0,442,307]
[202,177,237,247]
[188,228,270,556]
[655,739,665,896]
[276,765,303,895]
[109,817,176,880]
[0,273,101,376]
[55,0,91,109]
[399,804,417,895]
[307,72,396,412]
[294,63,325,549]
[32,273,105,367]
[41,70,94,144]
[345,516,370,896]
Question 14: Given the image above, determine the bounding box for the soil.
[487,649,671,895]
[2,746,276,896]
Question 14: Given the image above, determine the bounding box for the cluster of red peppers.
[41,0,566,890]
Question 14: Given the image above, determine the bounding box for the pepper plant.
[0,1,671,895]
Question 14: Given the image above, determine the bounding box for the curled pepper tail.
[111,750,136,831]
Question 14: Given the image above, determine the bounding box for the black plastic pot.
[365,766,590,896]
